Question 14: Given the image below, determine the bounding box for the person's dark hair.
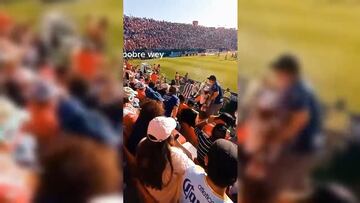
[198,111,208,120]
[169,86,177,95]
[179,108,198,127]
[271,54,300,76]
[148,81,155,89]
[135,100,164,130]
[217,113,236,127]
[158,88,167,97]
[124,97,130,104]
[170,80,176,86]
[55,64,70,83]
[67,76,90,101]
[187,99,195,107]
[179,94,185,103]
[126,99,165,154]
[35,136,120,203]
[3,80,26,107]
[207,139,237,188]
[136,136,173,190]
[210,123,228,142]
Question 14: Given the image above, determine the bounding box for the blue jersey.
[211,82,223,104]
[282,80,322,153]
[163,94,180,117]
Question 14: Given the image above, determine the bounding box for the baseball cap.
[147,116,176,142]
[207,75,217,81]
[207,139,238,188]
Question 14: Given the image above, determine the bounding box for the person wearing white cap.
[136,116,195,203]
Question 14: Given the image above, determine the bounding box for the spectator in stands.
[241,54,323,203]
[24,80,59,147]
[196,123,229,167]
[163,86,180,118]
[124,16,237,51]
[136,116,195,203]
[178,108,199,146]
[0,97,36,203]
[266,54,322,191]
[207,75,224,116]
[180,139,238,203]
[35,136,121,203]
[175,72,180,85]
[182,80,195,102]
[126,99,165,155]
[178,94,189,116]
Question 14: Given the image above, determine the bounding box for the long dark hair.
[136,136,173,190]
[126,99,164,154]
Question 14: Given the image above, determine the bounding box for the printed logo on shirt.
[183,178,215,203]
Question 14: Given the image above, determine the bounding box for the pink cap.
[147,116,176,142]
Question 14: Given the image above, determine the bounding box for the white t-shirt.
[146,147,195,203]
[180,166,233,203]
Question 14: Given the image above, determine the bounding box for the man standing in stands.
[267,54,322,195]
[207,75,223,116]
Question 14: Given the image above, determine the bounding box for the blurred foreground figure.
[180,139,238,203]
[0,8,122,203]
[0,97,36,203]
[35,136,122,203]
[241,54,323,203]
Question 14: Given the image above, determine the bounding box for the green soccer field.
[0,0,122,57]
[238,0,360,113]
[129,54,238,92]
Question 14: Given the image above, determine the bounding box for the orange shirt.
[203,123,215,137]
[123,113,138,142]
[180,123,198,147]
[136,89,146,101]
[178,103,189,116]
[150,73,158,83]
[237,123,249,145]
[73,49,103,81]
[125,61,132,70]
[0,12,12,33]
[24,103,59,144]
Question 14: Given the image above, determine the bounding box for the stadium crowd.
[124,15,237,51]
[123,60,239,202]
[0,11,123,202]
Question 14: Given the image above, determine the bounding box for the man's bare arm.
[171,106,179,118]
[281,110,309,141]
[210,91,219,101]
